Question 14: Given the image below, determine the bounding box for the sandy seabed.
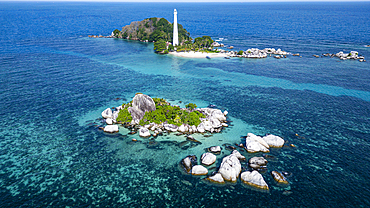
[169,51,228,58]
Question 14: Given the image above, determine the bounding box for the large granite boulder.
[102,108,113,119]
[197,123,205,133]
[202,120,213,132]
[139,127,150,137]
[245,133,270,153]
[128,93,156,124]
[249,157,268,169]
[231,150,246,160]
[201,152,217,166]
[164,124,179,132]
[106,118,113,125]
[104,125,119,133]
[178,124,188,133]
[191,165,208,175]
[112,110,119,122]
[210,117,222,129]
[219,154,241,182]
[262,134,285,148]
[206,173,225,184]
[241,170,269,190]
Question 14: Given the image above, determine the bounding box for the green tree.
[154,39,167,53]
[113,29,121,37]
[186,103,197,110]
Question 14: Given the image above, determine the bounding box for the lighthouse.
[173,9,179,46]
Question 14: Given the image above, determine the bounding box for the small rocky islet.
[101,93,229,138]
[99,93,292,193]
[89,15,366,62]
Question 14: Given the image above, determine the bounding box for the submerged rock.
[206,173,225,184]
[187,135,201,144]
[218,154,241,182]
[208,146,221,154]
[271,171,289,184]
[262,134,285,148]
[181,155,197,173]
[191,165,208,175]
[104,125,119,133]
[249,157,268,169]
[201,152,217,166]
[240,170,269,190]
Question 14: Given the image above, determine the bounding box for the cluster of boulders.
[227,48,289,59]
[211,42,224,47]
[100,93,229,136]
[181,134,290,191]
[314,51,366,62]
[101,107,119,133]
[244,133,285,153]
[88,35,109,38]
[334,51,366,62]
[137,107,228,137]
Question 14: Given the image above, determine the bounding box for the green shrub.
[117,108,132,123]
[185,103,197,110]
[121,97,205,127]
[238,50,244,55]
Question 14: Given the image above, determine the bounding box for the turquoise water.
[1,2,370,207]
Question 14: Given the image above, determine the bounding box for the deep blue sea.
[1,1,370,207]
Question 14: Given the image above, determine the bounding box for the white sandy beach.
[169,51,228,58]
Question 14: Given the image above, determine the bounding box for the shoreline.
[169,51,228,58]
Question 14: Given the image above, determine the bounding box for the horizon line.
[2,0,370,2]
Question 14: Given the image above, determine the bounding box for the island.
[101,93,229,137]
[105,9,367,62]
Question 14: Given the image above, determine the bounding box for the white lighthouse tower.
[173,9,179,46]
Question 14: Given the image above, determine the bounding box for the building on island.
[173,9,179,46]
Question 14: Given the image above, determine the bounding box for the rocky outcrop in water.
[320,51,366,62]
[181,155,197,173]
[103,125,119,133]
[241,170,269,190]
[102,108,113,119]
[245,133,270,153]
[218,154,242,182]
[263,134,285,148]
[139,127,151,137]
[206,173,225,184]
[271,171,289,184]
[228,48,290,59]
[249,157,268,169]
[208,146,221,154]
[201,152,216,166]
[245,133,285,153]
[191,165,208,175]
